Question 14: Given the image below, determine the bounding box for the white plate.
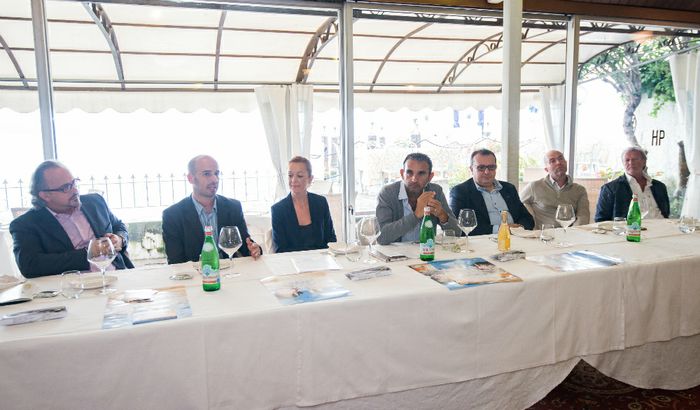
[327,242,361,255]
[0,275,24,290]
[192,259,231,273]
[510,227,539,238]
[81,274,117,290]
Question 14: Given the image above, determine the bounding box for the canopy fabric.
[0,0,688,113]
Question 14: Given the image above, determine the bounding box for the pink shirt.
[48,207,115,272]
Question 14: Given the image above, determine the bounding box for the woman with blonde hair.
[271,156,336,253]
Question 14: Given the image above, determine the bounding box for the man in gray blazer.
[376,153,460,244]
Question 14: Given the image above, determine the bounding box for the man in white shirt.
[594,146,670,222]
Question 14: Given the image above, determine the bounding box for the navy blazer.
[271,192,336,253]
[9,194,133,278]
[449,178,535,236]
[594,175,670,222]
[162,195,254,264]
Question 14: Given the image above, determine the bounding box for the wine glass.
[359,216,381,263]
[218,226,242,278]
[555,204,576,247]
[87,237,117,295]
[458,209,478,253]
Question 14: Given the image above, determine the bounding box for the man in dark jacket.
[450,149,534,236]
[10,161,133,278]
[595,146,670,222]
[162,155,262,264]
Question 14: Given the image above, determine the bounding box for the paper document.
[409,258,522,290]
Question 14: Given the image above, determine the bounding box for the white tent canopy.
[0,0,672,113]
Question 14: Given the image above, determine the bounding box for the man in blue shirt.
[450,149,534,236]
[162,155,262,264]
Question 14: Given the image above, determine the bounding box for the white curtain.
[670,50,700,218]
[539,85,566,151]
[255,84,314,200]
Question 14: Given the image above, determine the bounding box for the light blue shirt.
[191,195,218,241]
[475,180,513,234]
[398,183,421,242]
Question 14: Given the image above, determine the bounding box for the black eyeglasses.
[41,178,80,193]
[475,165,497,172]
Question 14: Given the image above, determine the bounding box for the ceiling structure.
[0,0,698,112]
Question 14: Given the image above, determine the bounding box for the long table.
[1,219,699,410]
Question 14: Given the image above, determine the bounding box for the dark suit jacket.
[9,194,133,278]
[162,195,254,264]
[271,192,336,253]
[594,175,670,222]
[449,178,535,236]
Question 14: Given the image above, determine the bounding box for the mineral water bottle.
[626,194,642,242]
[497,210,511,252]
[201,225,221,291]
[419,207,435,261]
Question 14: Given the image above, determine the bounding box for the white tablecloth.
[1,219,698,410]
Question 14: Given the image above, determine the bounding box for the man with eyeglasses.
[9,160,133,278]
[162,154,262,264]
[376,152,460,244]
[450,149,534,236]
[520,150,590,228]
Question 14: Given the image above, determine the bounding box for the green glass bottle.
[419,206,435,261]
[201,225,221,291]
[626,194,642,242]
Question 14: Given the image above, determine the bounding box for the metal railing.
[1,171,278,212]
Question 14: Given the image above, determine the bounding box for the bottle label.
[626,221,641,239]
[201,265,220,285]
[202,242,215,252]
[420,239,435,256]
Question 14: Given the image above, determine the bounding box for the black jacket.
[271,192,336,253]
[10,194,133,278]
[449,178,534,236]
[162,195,254,264]
[594,175,670,222]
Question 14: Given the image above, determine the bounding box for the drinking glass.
[345,240,362,262]
[359,216,381,263]
[458,209,478,253]
[612,217,627,236]
[679,216,697,234]
[539,224,556,245]
[555,204,576,247]
[87,237,117,295]
[60,270,84,299]
[639,197,650,220]
[219,226,243,278]
[442,229,460,252]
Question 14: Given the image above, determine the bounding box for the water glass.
[61,270,84,299]
[345,241,362,262]
[612,217,627,236]
[679,216,697,234]
[442,229,460,252]
[539,224,556,245]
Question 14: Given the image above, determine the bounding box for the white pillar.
[31,0,57,160]
[339,3,355,241]
[564,16,580,177]
[501,0,522,184]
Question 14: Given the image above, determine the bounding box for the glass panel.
[576,19,700,219]
[44,0,340,262]
[350,8,561,221]
[0,0,42,220]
